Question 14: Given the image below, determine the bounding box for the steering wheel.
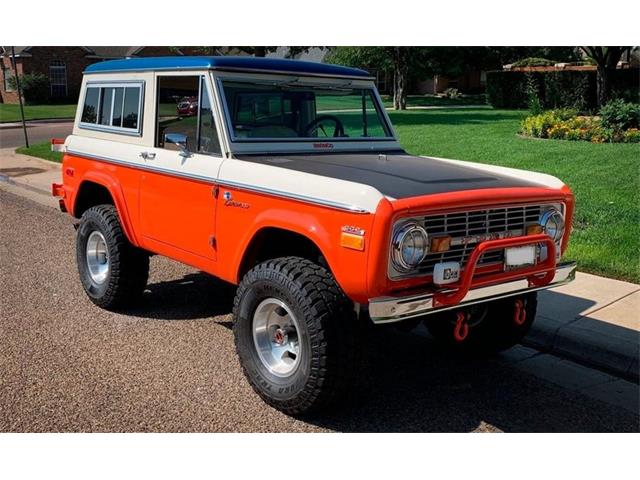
[303,115,345,138]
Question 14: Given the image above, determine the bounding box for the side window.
[80,82,143,134]
[81,87,99,123]
[156,75,221,155]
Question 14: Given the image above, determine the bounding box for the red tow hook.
[453,311,470,342]
[514,299,527,326]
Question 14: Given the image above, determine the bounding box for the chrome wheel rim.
[86,231,109,285]
[252,298,301,377]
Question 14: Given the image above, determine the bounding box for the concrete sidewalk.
[1,147,638,381]
[0,148,61,205]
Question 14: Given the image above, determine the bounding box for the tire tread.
[233,256,360,415]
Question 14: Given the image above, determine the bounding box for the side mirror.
[164,132,191,157]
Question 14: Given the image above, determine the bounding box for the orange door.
[139,73,225,261]
[139,163,219,260]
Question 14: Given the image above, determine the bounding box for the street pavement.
[1,184,638,432]
[0,121,73,149]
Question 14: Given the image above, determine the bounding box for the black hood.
[236,152,540,199]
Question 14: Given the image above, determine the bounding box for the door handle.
[140,151,156,160]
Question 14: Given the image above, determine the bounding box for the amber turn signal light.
[430,236,451,253]
[527,224,544,235]
[340,232,365,251]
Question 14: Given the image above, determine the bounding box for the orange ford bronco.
[52,56,575,415]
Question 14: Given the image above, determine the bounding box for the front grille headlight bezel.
[391,222,430,272]
[540,205,565,243]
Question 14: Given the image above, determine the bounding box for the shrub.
[487,68,639,111]
[443,88,460,99]
[547,123,571,139]
[512,57,556,67]
[599,99,640,131]
[520,109,577,138]
[623,128,640,143]
[519,110,630,143]
[7,72,49,104]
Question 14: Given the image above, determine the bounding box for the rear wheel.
[233,256,361,416]
[76,204,149,310]
[425,293,537,354]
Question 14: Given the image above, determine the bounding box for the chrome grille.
[417,204,544,274]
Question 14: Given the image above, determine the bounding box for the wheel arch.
[236,226,330,281]
[73,174,139,246]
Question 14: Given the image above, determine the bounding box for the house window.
[49,60,67,98]
[2,64,15,92]
[80,81,144,135]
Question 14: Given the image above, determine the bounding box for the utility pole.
[10,46,29,148]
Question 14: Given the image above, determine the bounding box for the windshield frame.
[213,73,400,154]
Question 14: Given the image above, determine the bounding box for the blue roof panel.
[85,56,371,78]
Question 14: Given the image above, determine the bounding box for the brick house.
[0,46,196,104]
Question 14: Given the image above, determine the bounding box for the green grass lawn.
[389,107,640,283]
[0,104,77,123]
[16,142,63,163]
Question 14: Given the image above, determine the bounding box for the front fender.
[215,187,376,303]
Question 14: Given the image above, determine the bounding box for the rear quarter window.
[80,81,144,135]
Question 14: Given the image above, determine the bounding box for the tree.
[580,47,633,107]
[484,47,581,67]
[329,47,428,110]
[171,46,317,58]
[329,47,582,110]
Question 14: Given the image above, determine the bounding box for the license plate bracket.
[504,245,536,269]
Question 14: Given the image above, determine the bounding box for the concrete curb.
[526,281,640,381]
[0,118,74,129]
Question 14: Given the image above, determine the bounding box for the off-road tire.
[76,204,149,310]
[233,256,360,416]
[425,293,538,354]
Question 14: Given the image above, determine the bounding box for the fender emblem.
[222,191,249,209]
[225,200,250,209]
[341,225,365,236]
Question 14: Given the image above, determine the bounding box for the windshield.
[221,80,392,141]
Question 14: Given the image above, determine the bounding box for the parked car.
[177,96,198,116]
[52,57,576,415]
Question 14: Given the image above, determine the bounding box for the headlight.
[392,223,429,271]
[540,208,565,242]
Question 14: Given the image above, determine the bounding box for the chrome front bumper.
[368,261,577,324]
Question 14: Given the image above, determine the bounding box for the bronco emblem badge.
[222,191,250,209]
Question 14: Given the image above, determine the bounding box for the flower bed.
[520,100,640,143]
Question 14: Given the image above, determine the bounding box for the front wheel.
[425,293,538,354]
[233,257,360,416]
